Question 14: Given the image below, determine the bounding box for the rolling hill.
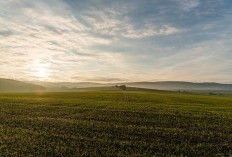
[122,81,232,91]
[1,78,232,92]
[32,81,232,91]
[0,78,46,92]
[29,81,105,91]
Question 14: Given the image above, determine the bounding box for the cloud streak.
[0,0,232,83]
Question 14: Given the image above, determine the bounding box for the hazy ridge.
[1,78,232,92]
[123,81,232,91]
[0,78,45,92]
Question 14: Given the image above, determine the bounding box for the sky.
[0,0,232,83]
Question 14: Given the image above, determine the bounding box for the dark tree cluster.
[115,85,127,91]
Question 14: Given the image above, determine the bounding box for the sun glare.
[32,59,50,80]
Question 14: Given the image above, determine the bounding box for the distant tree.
[119,85,127,91]
[209,92,217,95]
[115,85,127,91]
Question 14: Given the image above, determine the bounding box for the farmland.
[0,90,231,156]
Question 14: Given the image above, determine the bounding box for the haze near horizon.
[1,0,232,83]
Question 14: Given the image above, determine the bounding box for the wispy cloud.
[83,9,182,38]
[177,0,200,11]
[0,0,231,82]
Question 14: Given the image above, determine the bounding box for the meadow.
[0,89,231,156]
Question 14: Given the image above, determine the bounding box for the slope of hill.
[32,81,232,91]
[122,81,232,91]
[1,78,232,92]
[30,81,106,91]
[69,86,162,92]
[0,78,46,92]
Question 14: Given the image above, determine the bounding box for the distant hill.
[70,86,166,92]
[32,81,232,91]
[1,78,232,92]
[0,78,46,92]
[30,81,106,91]
[121,81,232,91]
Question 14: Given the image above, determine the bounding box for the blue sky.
[0,0,232,83]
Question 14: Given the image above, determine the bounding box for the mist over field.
[0,0,232,156]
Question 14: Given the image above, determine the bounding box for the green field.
[0,90,232,156]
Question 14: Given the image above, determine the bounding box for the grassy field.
[0,89,231,156]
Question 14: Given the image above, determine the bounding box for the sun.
[35,67,49,78]
[32,59,50,80]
